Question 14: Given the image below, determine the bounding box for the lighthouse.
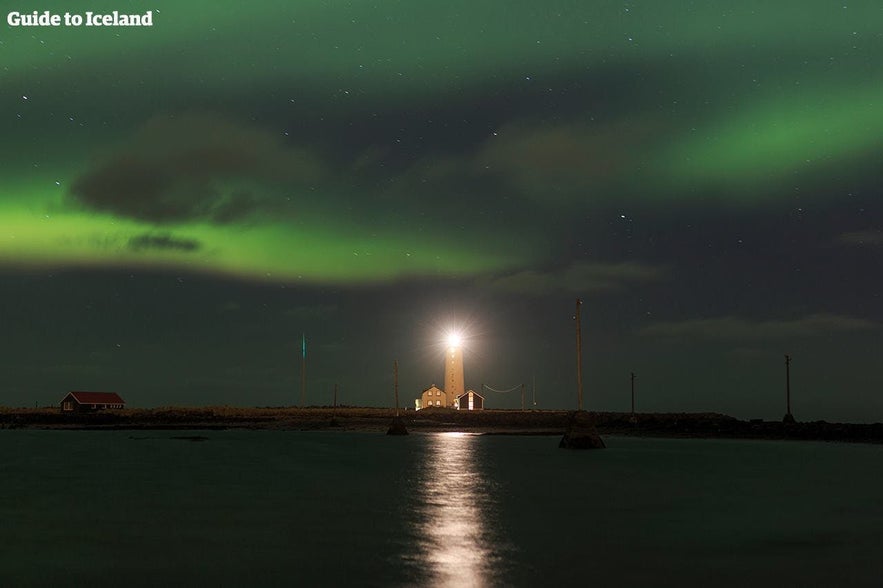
[444,332,465,406]
[416,329,483,410]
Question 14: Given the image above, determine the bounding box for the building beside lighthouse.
[419,385,446,408]
[415,332,484,410]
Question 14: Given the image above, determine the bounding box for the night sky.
[2,1,881,421]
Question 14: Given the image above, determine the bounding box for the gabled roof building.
[456,390,484,411]
[61,391,126,412]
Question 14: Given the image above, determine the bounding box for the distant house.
[61,391,125,412]
[416,385,445,410]
[456,390,484,411]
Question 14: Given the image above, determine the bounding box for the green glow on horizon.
[0,198,526,282]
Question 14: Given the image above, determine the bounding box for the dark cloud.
[374,116,663,216]
[69,114,325,224]
[207,190,264,225]
[474,118,660,198]
[128,233,201,252]
[216,301,241,313]
[283,304,340,320]
[839,230,883,247]
[640,314,877,341]
[481,261,667,295]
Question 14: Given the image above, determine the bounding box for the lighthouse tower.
[444,333,465,407]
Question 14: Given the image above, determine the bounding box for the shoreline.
[1,407,881,444]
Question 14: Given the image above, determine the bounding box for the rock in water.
[386,416,409,435]
[559,410,605,449]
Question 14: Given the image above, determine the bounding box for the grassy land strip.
[0,407,880,443]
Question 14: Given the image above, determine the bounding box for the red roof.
[66,391,125,405]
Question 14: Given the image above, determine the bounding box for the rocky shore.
[1,407,881,444]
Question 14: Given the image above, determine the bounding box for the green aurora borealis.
[1,1,881,419]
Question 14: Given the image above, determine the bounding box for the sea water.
[1,430,881,587]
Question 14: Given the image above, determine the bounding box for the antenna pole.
[630,372,636,416]
[575,298,583,411]
[300,333,306,408]
[394,359,400,417]
[785,354,791,415]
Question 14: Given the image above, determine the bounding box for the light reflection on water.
[5,432,881,586]
[409,432,498,587]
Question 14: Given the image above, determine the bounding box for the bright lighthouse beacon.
[444,332,465,402]
[416,330,484,410]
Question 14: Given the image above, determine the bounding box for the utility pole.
[630,371,636,416]
[785,355,791,414]
[559,297,605,450]
[783,354,794,423]
[300,333,306,408]
[521,383,525,411]
[386,359,408,435]
[575,298,583,411]
[333,383,338,408]
[394,359,400,417]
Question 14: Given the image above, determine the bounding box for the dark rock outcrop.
[386,416,408,435]
[559,410,605,449]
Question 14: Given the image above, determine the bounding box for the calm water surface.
[1,430,881,587]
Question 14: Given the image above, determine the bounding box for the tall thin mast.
[630,371,636,416]
[785,354,791,415]
[532,372,536,407]
[300,333,306,408]
[394,359,400,417]
[575,298,583,411]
